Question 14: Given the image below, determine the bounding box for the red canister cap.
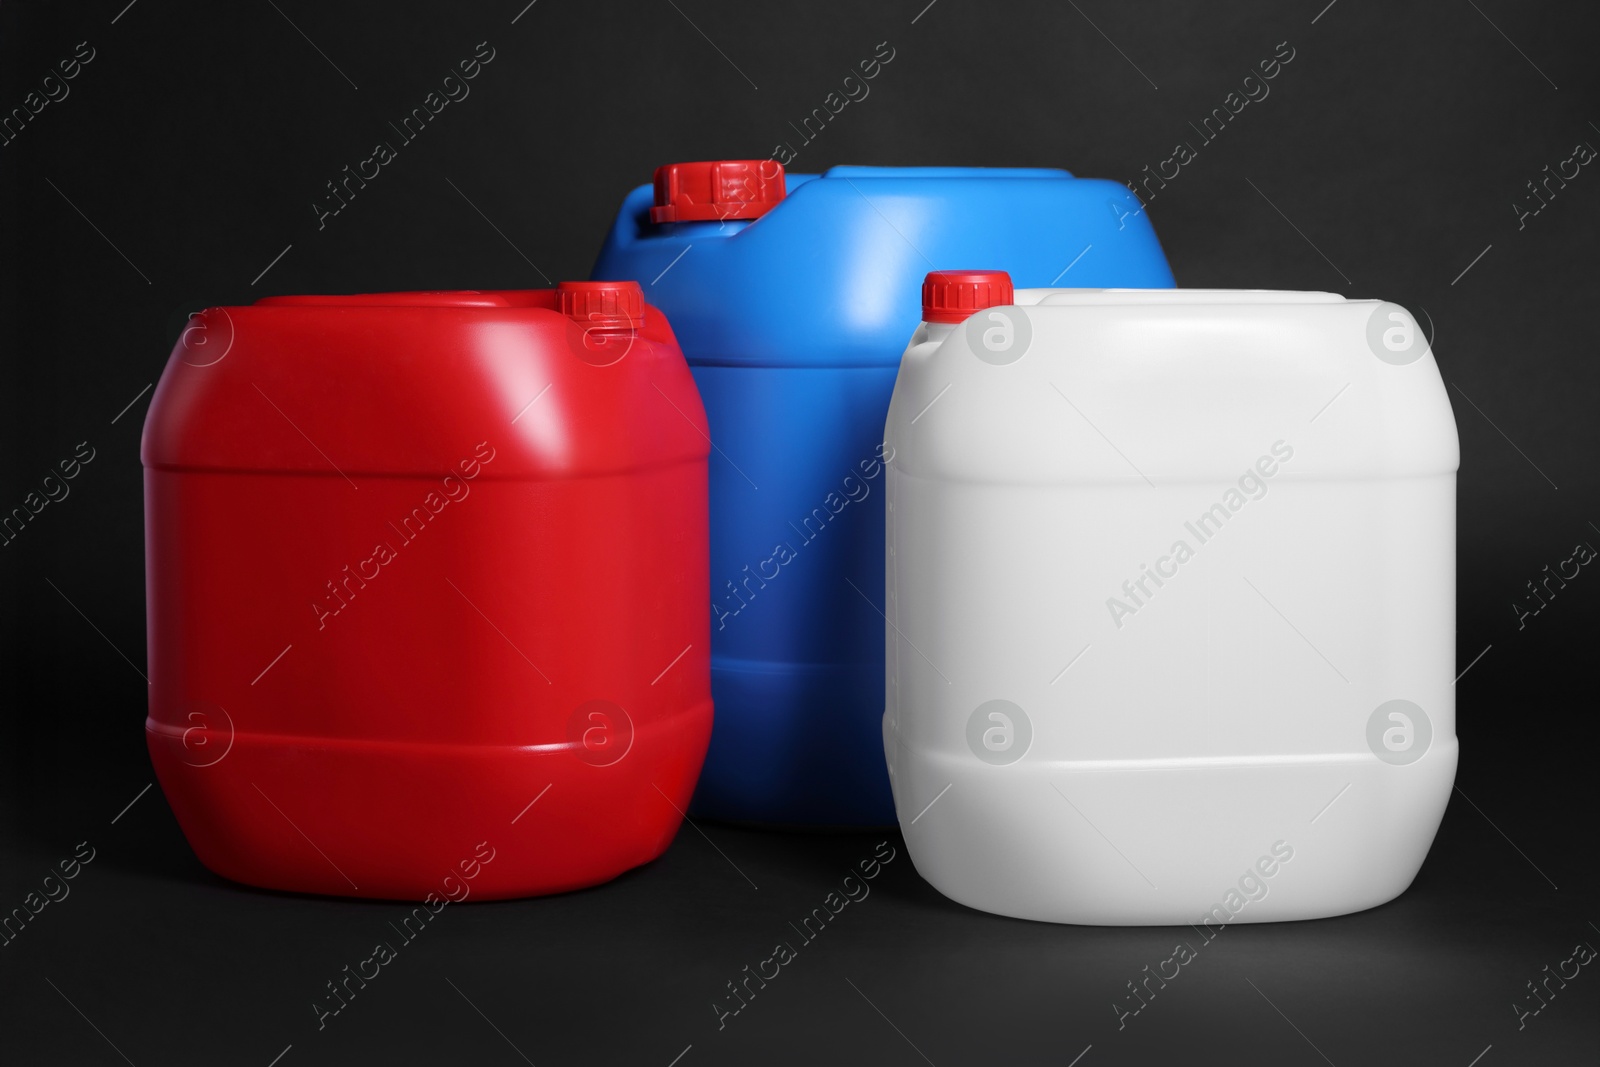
[921,270,1014,324]
[650,160,785,224]
[558,280,644,329]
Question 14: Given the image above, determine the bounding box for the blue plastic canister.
[592,162,1175,825]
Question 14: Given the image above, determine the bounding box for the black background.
[2,1,1597,1064]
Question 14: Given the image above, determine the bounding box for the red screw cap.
[922,270,1014,324]
[558,280,644,329]
[650,160,786,224]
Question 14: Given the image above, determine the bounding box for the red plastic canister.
[143,285,712,901]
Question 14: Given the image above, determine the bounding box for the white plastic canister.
[883,275,1459,925]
